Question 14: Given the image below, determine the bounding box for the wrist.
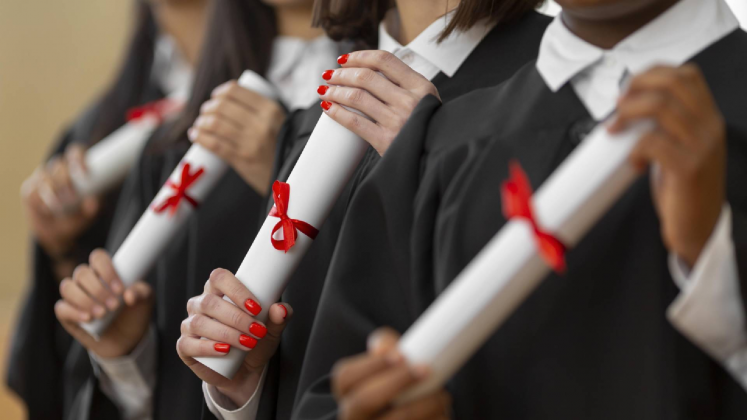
[216,369,262,408]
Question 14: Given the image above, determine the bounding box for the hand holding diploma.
[395,64,729,403]
[177,269,292,408]
[331,328,452,420]
[55,250,153,359]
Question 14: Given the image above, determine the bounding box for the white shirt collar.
[152,34,194,98]
[537,0,740,92]
[378,9,491,78]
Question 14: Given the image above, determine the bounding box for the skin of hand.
[609,64,726,267]
[21,144,101,261]
[317,50,441,156]
[54,249,153,359]
[332,327,452,420]
[177,268,292,407]
[188,81,286,196]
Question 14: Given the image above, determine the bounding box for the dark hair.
[89,1,158,143]
[158,0,277,148]
[312,0,544,47]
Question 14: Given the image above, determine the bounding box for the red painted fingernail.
[322,70,334,80]
[214,343,230,353]
[244,299,262,316]
[240,334,258,349]
[337,54,349,65]
[279,304,288,319]
[317,85,328,95]
[249,322,267,338]
[320,101,332,111]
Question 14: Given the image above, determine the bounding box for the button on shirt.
[536,0,747,388]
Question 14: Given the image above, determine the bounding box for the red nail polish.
[337,54,349,65]
[245,299,262,316]
[320,101,332,111]
[240,334,258,349]
[322,70,334,80]
[317,85,328,95]
[249,322,267,338]
[279,304,288,319]
[214,343,230,353]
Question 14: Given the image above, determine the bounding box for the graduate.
[175,0,552,418]
[51,0,345,418]
[8,1,198,418]
[293,0,747,418]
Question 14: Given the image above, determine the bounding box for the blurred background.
[0,0,744,418]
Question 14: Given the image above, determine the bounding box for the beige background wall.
[0,0,131,417]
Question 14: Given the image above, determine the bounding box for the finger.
[36,171,64,214]
[79,197,100,218]
[610,91,698,148]
[367,327,401,357]
[379,390,452,420]
[89,248,124,295]
[48,158,78,207]
[319,85,398,125]
[61,274,104,317]
[200,97,253,128]
[323,67,414,107]
[623,66,702,116]
[176,334,232,358]
[65,143,88,174]
[54,298,92,323]
[181,313,258,351]
[211,81,272,113]
[76,260,118,311]
[321,101,385,150]
[123,281,153,306]
[22,172,53,218]
[205,268,263,317]
[628,129,692,173]
[189,128,239,160]
[342,363,428,419]
[332,353,391,399]
[338,51,431,92]
[186,293,266,341]
[192,114,242,143]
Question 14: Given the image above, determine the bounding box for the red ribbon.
[269,181,319,253]
[126,98,182,123]
[501,160,567,273]
[153,163,205,216]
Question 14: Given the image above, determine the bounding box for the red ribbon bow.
[269,181,319,253]
[126,98,182,123]
[153,163,205,216]
[501,160,567,273]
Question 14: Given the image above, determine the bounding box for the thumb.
[367,327,401,357]
[123,281,153,306]
[264,303,292,343]
[80,197,100,218]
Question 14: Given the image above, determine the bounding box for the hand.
[609,64,726,267]
[189,81,286,195]
[22,144,100,259]
[332,328,452,420]
[177,268,292,407]
[317,51,440,156]
[54,249,153,358]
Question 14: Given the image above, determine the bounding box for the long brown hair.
[159,0,277,147]
[312,0,545,48]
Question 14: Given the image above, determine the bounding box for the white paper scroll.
[80,71,278,338]
[395,120,654,403]
[70,88,188,197]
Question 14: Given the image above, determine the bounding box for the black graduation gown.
[227,11,552,420]
[293,29,747,419]
[6,83,164,420]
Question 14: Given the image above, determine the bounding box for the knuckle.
[180,319,190,335]
[353,68,375,84]
[346,88,365,105]
[200,294,219,313]
[230,309,246,329]
[190,314,205,331]
[349,114,363,130]
[72,264,89,281]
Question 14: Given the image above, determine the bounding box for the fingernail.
[249,322,267,338]
[106,297,118,310]
[317,85,328,95]
[279,304,288,319]
[322,70,334,81]
[244,299,262,316]
[111,280,123,294]
[93,305,106,317]
[320,101,332,111]
[240,334,258,349]
[214,343,230,353]
[337,54,349,65]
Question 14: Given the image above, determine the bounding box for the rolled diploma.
[71,88,189,197]
[396,120,654,403]
[80,71,278,338]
